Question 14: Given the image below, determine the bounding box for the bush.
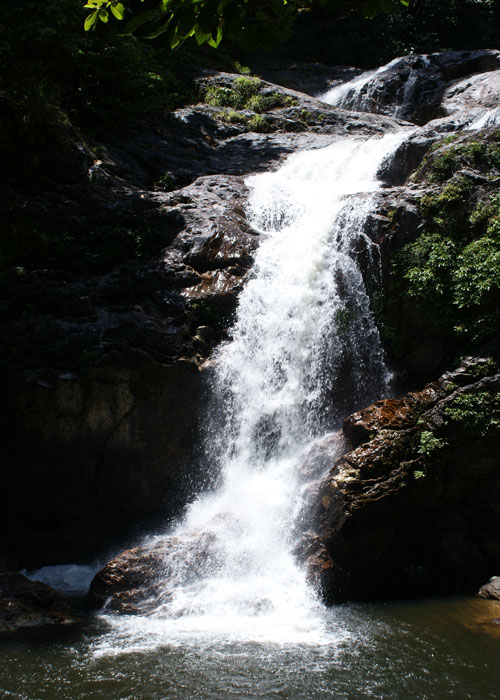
[444,391,500,435]
[390,134,500,350]
[418,430,447,456]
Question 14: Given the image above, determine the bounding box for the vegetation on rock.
[379,131,500,370]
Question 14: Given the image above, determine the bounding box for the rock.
[161,174,259,312]
[258,63,363,98]
[330,50,500,125]
[88,542,166,613]
[367,124,500,379]
[342,383,441,448]
[303,358,500,602]
[88,530,221,613]
[1,352,206,568]
[478,577,500,601]
[442,70,500,119]
[0,173,258,569]
[0,573,78,633]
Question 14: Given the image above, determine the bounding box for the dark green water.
[1,596,499,700]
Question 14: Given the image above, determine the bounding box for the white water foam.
[93,129,411,656]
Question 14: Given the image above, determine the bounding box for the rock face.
[2,357,203,567]
[0,173,261,568]
[0,573,78,633]
[301,358,500,602]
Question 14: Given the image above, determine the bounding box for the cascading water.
[318,57,401,109]
[318,55,433,122]
[8,57,500,700]
[93,129,411,655]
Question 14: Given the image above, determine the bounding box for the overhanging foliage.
[83,0,410,49]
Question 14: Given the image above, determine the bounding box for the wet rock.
[378,133,438,187]
[442,70,500,119]
[0,573,78,633]
[88,530,221,613]
[478,577,500,601]
[342,383,441,448]
[332,50,500,125]
[303,358,500,602]
[88,542,166,613]
[161,174,259,313]
[297,432,348,481]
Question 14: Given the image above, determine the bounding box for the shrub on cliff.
[380,132,500,370]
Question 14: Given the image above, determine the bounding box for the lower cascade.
[95,129,412,653]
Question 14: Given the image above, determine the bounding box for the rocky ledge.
[299,356,500,602]
[479,576,500,601]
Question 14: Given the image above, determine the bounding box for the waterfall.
[318,55,432,121]
[318,58,400,109]
[94,129,411,653]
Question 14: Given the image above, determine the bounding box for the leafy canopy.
[83,0,410,50]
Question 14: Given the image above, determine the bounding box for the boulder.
[88,530,221,613]
[478,577,500,601]
[0,573,78,634]
[302,358,500,602]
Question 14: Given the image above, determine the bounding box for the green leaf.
[207,24,223,47]
[84,9,99,30]
[110,2,125,19]
[99,8,109,22]
[194,26,210,45]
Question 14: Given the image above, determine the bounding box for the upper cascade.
[319,49,500,126]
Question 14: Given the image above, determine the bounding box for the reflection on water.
[1,596,500,700]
